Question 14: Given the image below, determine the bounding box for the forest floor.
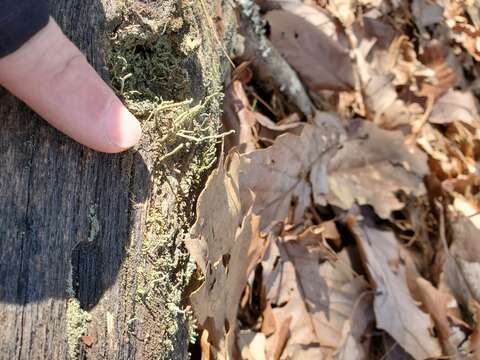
[186,1,480,359]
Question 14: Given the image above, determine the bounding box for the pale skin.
[0,17,142,153]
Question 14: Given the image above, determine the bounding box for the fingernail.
[104,101,142,150]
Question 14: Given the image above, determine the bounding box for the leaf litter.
[185,0,480,359]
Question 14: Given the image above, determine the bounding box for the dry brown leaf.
[186,154,261,358]
[223,80,258,153]
[349,218,443,360]
[379,334,417,360]
[187,153,243,273]
[416,277,464,357]
[237,112,343,229]
[429,90,480,125]
[469,302,480,359]
[262,233,370,359]
[254,112,303,132]
[327,120,429,218]
[201,330,211,360]
[352,31,425,126]
[446,213,480,306]
[412,0,444,29]
[351,20,433,128]
[327,0,356,27]
[417,40,457,100]
[189,211,260,359]
[266,10,354,91]
[357,62,398,124]
[452,196,480,229]
[334,291,374,360]
[386,36,433,88]
[261,302,277,337]
[353,43,399,125]
[272,316,292,360]
[238,330,267,360]
[296,223,338,261]
[451,22,480,61]
[416,123,467,178]
[263,1,340,41]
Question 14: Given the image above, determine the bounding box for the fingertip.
[103,101,142,153]
[0,18,143,154]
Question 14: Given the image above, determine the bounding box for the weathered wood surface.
[0,0,234,359]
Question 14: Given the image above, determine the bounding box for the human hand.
[0,17,142,153]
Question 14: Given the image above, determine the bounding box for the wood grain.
[0,0,234,358]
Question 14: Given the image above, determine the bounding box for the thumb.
[0,18,141,153]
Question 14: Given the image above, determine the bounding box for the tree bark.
[0,0,236,359]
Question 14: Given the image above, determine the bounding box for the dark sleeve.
[0,0,49,58]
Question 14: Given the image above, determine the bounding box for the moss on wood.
[102,0,236,357]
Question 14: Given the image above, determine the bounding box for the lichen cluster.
[104,0,235,357]
[64,253,92,359]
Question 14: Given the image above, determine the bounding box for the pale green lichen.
[87,205,100,242]
[66,298,91,359]
[65,263,91,359]
[105,0,235,357]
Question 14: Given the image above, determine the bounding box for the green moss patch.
[104,0,235,357]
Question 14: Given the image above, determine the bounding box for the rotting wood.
[0,0,236,359]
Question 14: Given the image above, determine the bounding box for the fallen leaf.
[201,330,211,360]
[272,316,292,360]
[262,231,370,358]
[469,302,480,359]
[417,40,457,100]
[261,302,277,337]
[429,90,479,125]
[254,111,303,132]
[186,153,261,358]
[327,120,429,218]
[334,291,374,360]
[416,277,463,356]
[349,217,442,360]
[411,0,444,29]
[237,112,343,229]
[266,10,355,91]
[452,195,480,229]
[238,330,268,360]
[262,1,340,41]
[446,213,480,305]
[296,223,338,261]
[416,123,468,178]
[357,62,398,124]
[187,153,243,273]
[351,20,433,128]
[223,80,258,153]
[327,0,356,27]
[451,22,480,61]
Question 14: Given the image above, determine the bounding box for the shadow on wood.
[0,0,151,357]
[0,0,235,357]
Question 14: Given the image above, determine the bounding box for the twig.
[199,0,235,68]
[236,1,315,117]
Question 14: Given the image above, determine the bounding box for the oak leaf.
[262,232,370,358]
[327,120,429,218]
[429,90,479,125]
[238,112,343,229]
[349,218,442,360]
[186,154,261,359]
[265,10,354,91]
